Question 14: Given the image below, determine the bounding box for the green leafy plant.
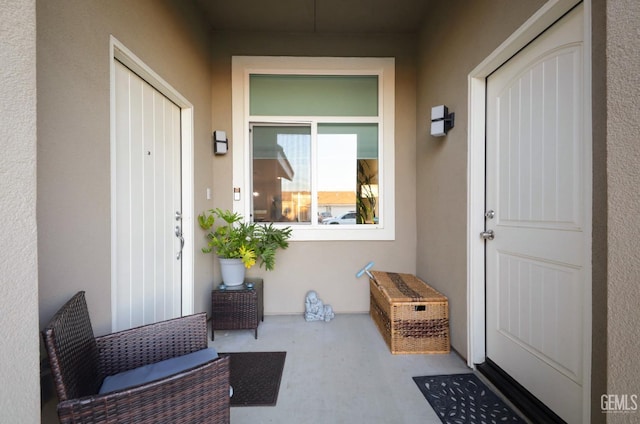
[198,208,292,270]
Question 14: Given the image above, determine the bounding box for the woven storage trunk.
[369,271,450,354]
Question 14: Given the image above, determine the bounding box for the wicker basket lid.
[370,271,446,302]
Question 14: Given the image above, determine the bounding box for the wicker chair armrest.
[96,312,208,376]
[57,355,230,424]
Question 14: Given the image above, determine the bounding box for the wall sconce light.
[430,105,455,137]
[213,130,228,155]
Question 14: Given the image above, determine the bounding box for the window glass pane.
[317,124,379,225]
[250,75,378,117]
[252,125,311,223]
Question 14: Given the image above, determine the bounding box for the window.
[232,57,395,241]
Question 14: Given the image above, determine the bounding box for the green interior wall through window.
[250,75,378,116]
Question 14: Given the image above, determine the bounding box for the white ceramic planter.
[218,257,246,286]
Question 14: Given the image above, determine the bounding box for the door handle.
[480,230,495,240]
[175,225,184,259]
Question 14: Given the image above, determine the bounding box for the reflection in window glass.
[318,124,379,225]
[251,125,311,223]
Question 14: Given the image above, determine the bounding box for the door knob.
[480,230,495,240]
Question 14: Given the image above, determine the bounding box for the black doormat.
[413,373,524,424]
[222,351,286,407]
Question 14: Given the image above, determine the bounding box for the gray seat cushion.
[99,348,219,394]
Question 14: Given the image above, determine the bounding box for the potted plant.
[198,208,292,286]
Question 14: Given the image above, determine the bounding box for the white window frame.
[232,56,395,241]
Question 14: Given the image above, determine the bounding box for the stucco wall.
[606,0,640,422]
[37,0,213,335]
[416,0,545,355]
[209,32,418,315]
[0,0,40,422]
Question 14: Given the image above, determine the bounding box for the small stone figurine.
[304,290,335,322]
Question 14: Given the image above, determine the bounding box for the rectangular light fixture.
[430,105,455,137]
[213,130,228,155]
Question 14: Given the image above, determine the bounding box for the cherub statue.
[304,290,335,322]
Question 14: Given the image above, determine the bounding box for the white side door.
[485,5,587,422]
[113,60,182,331]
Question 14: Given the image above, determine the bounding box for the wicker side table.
[211,278,263,341]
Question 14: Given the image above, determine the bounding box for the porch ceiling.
[194,0,431,33]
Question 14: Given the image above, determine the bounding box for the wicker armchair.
[42,291,230,423]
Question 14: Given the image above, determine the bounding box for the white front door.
[113,60,182,331]
[485,5,588,422]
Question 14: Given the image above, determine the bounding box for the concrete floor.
[42,313,473,423]
[212,313,471,424]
